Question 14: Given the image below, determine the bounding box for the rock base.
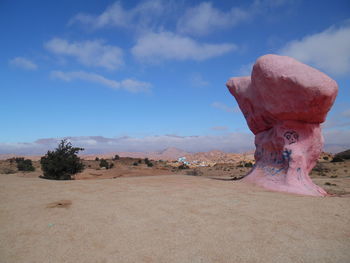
[242,121,327,196]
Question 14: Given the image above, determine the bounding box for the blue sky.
[1,0,349,154]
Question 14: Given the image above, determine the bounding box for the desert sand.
[0,174,349,263]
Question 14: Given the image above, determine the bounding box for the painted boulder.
[226,54,338,196]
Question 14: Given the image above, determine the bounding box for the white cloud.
[177,2,249,36]
[131,31,236,62]
[176,0,297,37]
[9,57,37,70]
[0,133,254,155]
[2,130,348,155]
[44,38,123,70]
[211,102,239,113]
[280,23,350,75]
[51,70,151,93]
[69,0,167,32]
[69,0,296,37]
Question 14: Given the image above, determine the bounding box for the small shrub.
[40,139,84,180]
[109,163,114,169]
[113,155,120,160]
[244,162,253,168]
[178,164,189,169]
[133,162,138,166]
[323,156,329,160]
[331,156,344,163]
[330,175,338,178]
[313,163,330,174]
[95,157,99,161]
[334,149,350,160]
[99,159,109,169]
[15,158,35,171]
[144,158,153,167]
[138,159,142,164]
[324,182,337,186]
[2,168,16,174]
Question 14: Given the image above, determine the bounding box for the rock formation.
[226,54,338,196]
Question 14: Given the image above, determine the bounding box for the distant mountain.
[184,150,254,163]
[334,149,350,160]
[324,144,350,154]
[0,154,42,161]
[0,148,254,163]
[2,148,341,164]
[79,147,254,162]
[80,147,190,161]
[155,147,189,159]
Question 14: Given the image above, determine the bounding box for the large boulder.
[227,54,338,196]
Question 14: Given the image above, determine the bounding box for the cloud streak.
[45,38,123,70]
[0,133,254,155]
[132,31,236,62]
[9,57,37,70]
[177,2,249,36]
[51,70,152,93]
[1,129,348,156]
[69,0,169,32]
[280,23,350,76]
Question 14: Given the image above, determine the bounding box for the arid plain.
[0,152,350,263]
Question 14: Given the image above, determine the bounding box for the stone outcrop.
[226,54,338,196]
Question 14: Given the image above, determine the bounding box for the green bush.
[1,168,17,174]
[334,149,350,160]
[40,139,84,180]
[113,155,120,160]
[178,164,189,169]
[99,159,109,169]
[144,158,154,167]
[331,156,344,163]
[95,157,100,161]
[244,162,253,168]
[15,157,35,171]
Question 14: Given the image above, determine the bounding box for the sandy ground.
[0,174,349,263]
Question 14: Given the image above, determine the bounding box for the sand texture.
[0,174,349,263]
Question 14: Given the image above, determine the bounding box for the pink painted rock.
[226,54,338,196]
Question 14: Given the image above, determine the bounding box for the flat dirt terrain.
[1,174,349,263]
